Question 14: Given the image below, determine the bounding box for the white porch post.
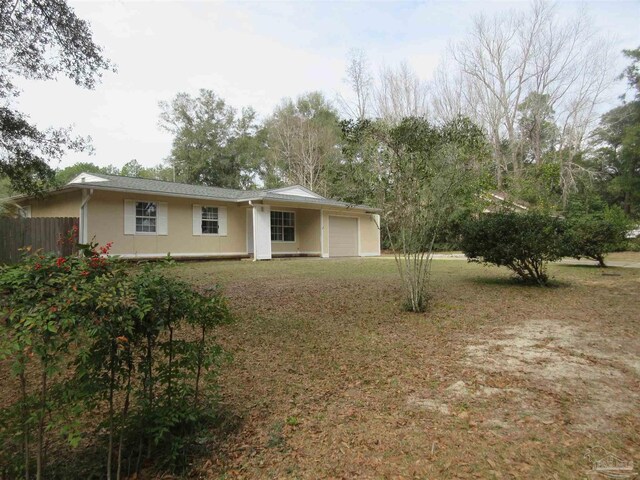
[253,205,272,260]
[320,209,328,258]
[79,188,92,244]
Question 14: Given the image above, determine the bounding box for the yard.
[172,255,640,479]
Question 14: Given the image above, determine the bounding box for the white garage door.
[329,216,358,257]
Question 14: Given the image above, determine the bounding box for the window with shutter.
[201,206,219,234]
[135,201,157,233]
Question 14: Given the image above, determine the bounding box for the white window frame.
[192,204,227,237]
[271,210,296,243]
[124,199,167,236]
[201,206,219,235]
[135,201,158,234]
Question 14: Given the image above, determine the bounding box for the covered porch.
[245,202,380,261]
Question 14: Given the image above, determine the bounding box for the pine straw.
[172,258,640,479]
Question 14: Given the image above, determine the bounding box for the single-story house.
[11,173,381,260]
[481,191,529,213]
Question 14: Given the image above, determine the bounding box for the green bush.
[460,211,565,285]
[627,236,640,252]
[562,206,631,266]
[0,240,232,479]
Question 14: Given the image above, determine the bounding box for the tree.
[0,0,112,194]
[517,92,558,166]
[263,92,341,193]
[373,62,429,123]
[444,0,614,197]
[54,162,118,185]
[158,89,260,189]
[119,159,143,178]
[430,64,473,124]
[620,47,640,100]
[353,116,488,312]
[337,49,373,121]
[563,205,630,267]
[461,211,565,285]
[330,118,385,208]
[589,48,640,217]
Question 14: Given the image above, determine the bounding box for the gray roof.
[67,173,378,211]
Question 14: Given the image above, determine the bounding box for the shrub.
[460,211,565,285]
[0,241,232,479]
[562,206,631,267]
[627,236,640,252]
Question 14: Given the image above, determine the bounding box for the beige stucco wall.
[359,213,381,255]
[87,190,248,256]
[19,188,380,258]
[320,210,380,257]
[20,190,82,217]
[270,207,321,254]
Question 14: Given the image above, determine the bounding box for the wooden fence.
[0,217,79,265]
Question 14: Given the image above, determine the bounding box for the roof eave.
[5,180,382,213]
[3,185,79,202]
[68,184,244,203]
[240,196,380,212]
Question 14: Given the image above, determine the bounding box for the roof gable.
[266,185,324,199]
[69,173,109,184]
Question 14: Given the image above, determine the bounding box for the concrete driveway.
[378,253,640,269]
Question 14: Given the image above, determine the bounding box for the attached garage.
[328,216,358,257]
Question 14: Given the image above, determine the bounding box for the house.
[12,173,381,260]
[481,191,529,213]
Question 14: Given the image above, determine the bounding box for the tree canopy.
[262,92,341,193]
[589,47,640,217]
[158,89,260,189]
[0,0,112,195]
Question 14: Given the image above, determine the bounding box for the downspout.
[79,188,93,244]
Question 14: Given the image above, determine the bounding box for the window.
[201,206,219,234]
[135,201,157,233]
[271,211,295,242]
[125,200,167,236]
[192,204,226,236]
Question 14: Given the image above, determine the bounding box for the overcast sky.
[12,0,640,171]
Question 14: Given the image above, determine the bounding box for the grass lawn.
[172,257,640,479]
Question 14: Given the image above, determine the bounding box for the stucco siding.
[87,190,248,256]
[359,213,381,255]
[21,190,82,218]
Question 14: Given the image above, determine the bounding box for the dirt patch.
[463,319,640,432]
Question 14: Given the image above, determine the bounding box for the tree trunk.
[35,368,47,480]
[20,364,29,480]
[194,324,206,407]
[107,343,116,480]
[116,360,132,480]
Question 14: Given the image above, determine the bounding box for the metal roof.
[67,173,379,212]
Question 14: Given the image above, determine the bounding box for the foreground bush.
[460,211,565,285]
[563,206,630,267]
[0,242,231,479]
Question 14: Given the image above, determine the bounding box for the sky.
[11,0,640,171]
